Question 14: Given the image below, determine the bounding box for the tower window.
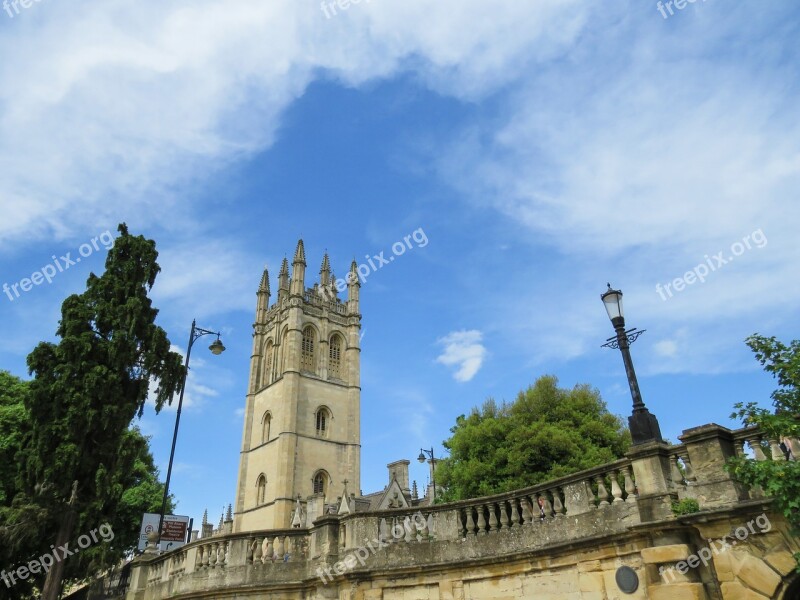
[263,341,274,386]
[313,471,327,495]
[256,475,266,505]
[329,334,343,379]
[262,412,271,444]
[315,407,330,437]
[301,326,316,372]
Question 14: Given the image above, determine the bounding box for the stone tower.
[233,240,362,531]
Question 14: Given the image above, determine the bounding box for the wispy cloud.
[436,330,486,382]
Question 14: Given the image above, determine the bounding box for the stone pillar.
[626,441,675,522]
[678,424,749,507]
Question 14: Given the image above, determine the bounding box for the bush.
[671,498,700,516]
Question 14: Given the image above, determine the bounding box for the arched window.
[329,334,343,379]
[301,326,316,372]
[262,412,272,444]
[256,475,266,505]
[313,471,327,495]
[315,407,330,437]
[263,341,274,385]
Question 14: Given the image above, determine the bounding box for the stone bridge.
[124,423,800,600]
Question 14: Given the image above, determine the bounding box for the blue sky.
[1,0,798,530]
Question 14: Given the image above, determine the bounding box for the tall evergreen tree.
[20,223,185,599]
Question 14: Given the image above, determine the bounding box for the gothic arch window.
[280,328,289,373]
[262,412,272,444]
[256,474,266,505]
[301,325,316,372]
[315,406,331,437]
[263,340,274,386]
[312,470,328,496]
[329,333,344,379]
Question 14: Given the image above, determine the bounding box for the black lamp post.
[600,284,663,446]
[156,319,225,549]
[417,447,437,500]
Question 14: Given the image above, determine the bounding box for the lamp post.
[417,447,437,500]
[156,319,225,549]
[600,284,663,446]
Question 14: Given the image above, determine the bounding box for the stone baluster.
[521,498,532,525]
[253,537,263,563]
[265,538,274,561]
[488,504,499,533]
[275,536,285,559]
[748,438,767,461]
[610,470,624,503]
[670,454,685,486]
[509,498,520,527]
[623,466,636,501]
[678,451,697,482]
[595,476,610,507]
[219,541,227,567]
[499,501,510,529]
[419,514,430,539]
[202,543,211,568]
[551,489,565,517]
[769,439,786,461]
[246,537,255,564]
[208,542,217,568]
[787,437,800,459]
[379,517,389,542]
[464,509,476,536]
[403,516,413,542]
[541,494,553,520]
[195,545,204,570]
[477,505,488,535]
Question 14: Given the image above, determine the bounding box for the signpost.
[138,513,191,552]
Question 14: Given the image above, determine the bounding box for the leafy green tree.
[727,335,800,570]
[436,375,631,501]
[0,370,174,599]
[15,223,184,599]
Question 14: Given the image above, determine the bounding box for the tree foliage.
[0,223,184,597]
[727,335,800,570]
[436,375,631,501]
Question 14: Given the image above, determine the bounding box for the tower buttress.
[277,257,290,302]
[347,259,360,313]
[290,239,306,296]
[256,266,270,323]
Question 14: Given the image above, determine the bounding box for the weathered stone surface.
[763,546,798,576]
[733,555,781,597]
[641,544,692,564]
[719,581,769,599]
[578,571,605,592]
[647,582,708,600]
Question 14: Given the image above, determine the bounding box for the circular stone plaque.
[615,566,639,594]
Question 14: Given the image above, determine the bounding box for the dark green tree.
[19,223,185,599]
[436,375,631,501]
[0,370,174,599]
[727,335,800,570]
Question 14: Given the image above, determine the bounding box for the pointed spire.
[258,266,270,296]
[320,252,331,287]
[290,240,307,295]
[293,239,306,265]
[226,504,233,521]
[202,509,208,525]
[277,257,290,302]
[279,257,289,277]
[347,259,360,312]
[412,481,419,499]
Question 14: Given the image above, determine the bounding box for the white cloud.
[436,330,487,382]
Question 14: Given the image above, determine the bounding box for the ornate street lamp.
[157,320,225,549]
[601,284,663,445]
[417,447,437,500]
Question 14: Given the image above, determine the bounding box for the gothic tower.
[233,241,362,531]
